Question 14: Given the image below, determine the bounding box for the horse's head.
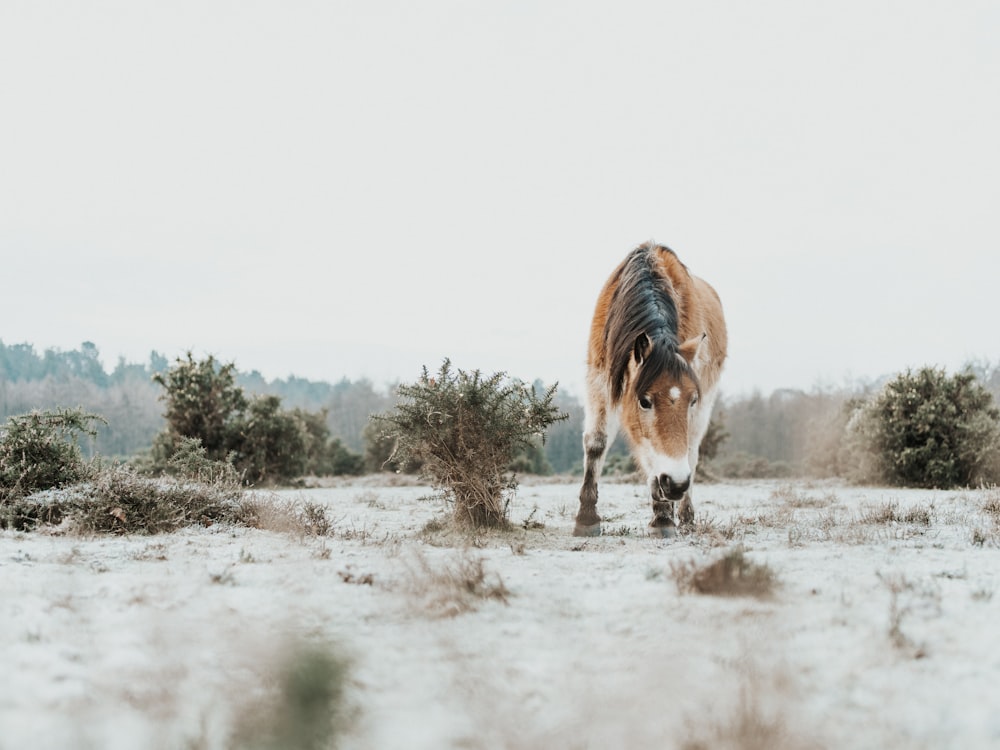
[621,332,705,500]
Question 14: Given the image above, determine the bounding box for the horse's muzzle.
[657,473,690,501]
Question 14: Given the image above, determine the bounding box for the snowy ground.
[3,478,1000,749]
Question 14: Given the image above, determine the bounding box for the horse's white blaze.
[668,386,681,401]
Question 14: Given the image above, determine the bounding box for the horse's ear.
[633,333,652,365]
[678,332,707,364]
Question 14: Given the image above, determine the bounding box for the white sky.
[2,1,998,398]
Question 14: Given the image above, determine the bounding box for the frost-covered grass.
[2,479,1000,748]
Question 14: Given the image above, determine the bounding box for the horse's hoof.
[573,522,602,537]
[647,522,677,539]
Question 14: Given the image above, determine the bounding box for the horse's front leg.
[574,428,607,536]
[575,381,611,537]
[649,477,678,537]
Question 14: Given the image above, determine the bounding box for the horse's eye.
[691,395,699,407]
[638,395,653,410]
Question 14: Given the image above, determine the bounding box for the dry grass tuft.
[671,547,778,598]
[229,495,333,538]
[877,571,939,659]
[355,490,383,508]
[338,566,375,585]
[420,516,450,536]
[748,506,798,528]
[401,549,510,617]
[681,690,790,750]
[858,500,932,527]
[770,485,837,509]
[418,515,468,548]
[687,514,747,546]
[981,487,1000,520]
[418,512,537,550]
[604,524,637,537]
[680,660,819,750]
[520,506,545,530]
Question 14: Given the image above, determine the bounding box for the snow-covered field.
[3,478,1000,749]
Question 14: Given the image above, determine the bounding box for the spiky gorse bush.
[374,360,566,527]
[848,367,1000,488]
[0,407,104,501]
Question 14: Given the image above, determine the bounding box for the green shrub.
[0,407,105,500]
[165,435,244,486]
[153,352,247,460]
[373,360,566,527]
[324,438,365,476]
[151,353,354,484]
[848,367,1000,488]
[232,395,309,483]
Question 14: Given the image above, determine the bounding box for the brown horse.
[574,242,727,537]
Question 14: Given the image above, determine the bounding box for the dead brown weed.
[671,547,778,598]
[680,660,820,750]
[770,485,837,509]
[401,548,510,617]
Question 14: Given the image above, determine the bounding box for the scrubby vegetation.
[713,364,1000,487]
[845,367,1000,488]
[401,549,510,617]
[373,360,566,527]
[0,412,244,534]
[3,339,1000,488]
[0,408,333,535]
[0,340,386,462]
[0,407,104,501]
[670,547,778,598]
[150,352,363,484]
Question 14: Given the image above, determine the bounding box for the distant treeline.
[2,340,999,478]
[0,341,394,463]
[713,360,1000,478]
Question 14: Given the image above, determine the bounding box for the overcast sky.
[2,1,997,398]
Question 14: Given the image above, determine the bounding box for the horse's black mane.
[604,243,699,404]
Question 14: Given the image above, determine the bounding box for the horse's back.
[587,245,727,390]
